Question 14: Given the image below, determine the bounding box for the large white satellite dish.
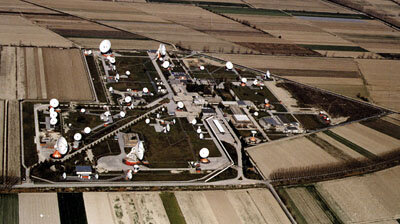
[177,101,184,109]
[126,71,131,76]
[84,127,91,134]
[199,148,209,158]
[49,108,55,113]
[50,111,58,118]
[124,96,132,103]
[159,44,166,56]
[56,137,68,155]
[109,87,113,92]
[142,87,149,93]
[50,118,58,125]
[74,133,82,141]
[191,119,197,125]
[254,111,259,117]
[264,98,269,104]
[196,127,202,134]
[99,40,111,53]
[50,98,59,108]
[162,61,170,69]
[241,77,247,83]
[80,108,86,113]
[226,61,233,70]
[266,70,271,79]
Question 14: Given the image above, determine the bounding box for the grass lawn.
[159,192,186,224]
[231,85,279,104]
[0,194,18,224]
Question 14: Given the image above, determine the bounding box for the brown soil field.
[0,100,4,179]
[285,187,332,223]
[69,38,160,50]
[0,0,57,14]
[6,101,21,179]
[247,137,339,177]
[315,132,365,159]
[245,0,352,13]
[235,42,320,56]
[332,123,400,155]
[0,47,17,100]
[175,191,219,224]
[0,14,73,47]
[271,68,360,78]
[19,193,61,224]
[382,114,400,126]
[308,83,369,99]
[83,192,114,224]
[316,165,400,223]
[356,59,400,111]
[203,191,242,224]
[267,30,354,45]
[42,48,94,101]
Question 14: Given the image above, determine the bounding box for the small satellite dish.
[74,133,82,141]
[109,57,116,64]
[145,118,150,124]
[159,44,167,56]
[84,127,91,134]
[50,111,58,118]
[162,107,165,112]
[99,40,111,53]
[173,119,176,124]
[133,164,140,172]
[254,112,259,116]
[50,118,57,125]
[177,101,184,109]
[241,77,247,83]
[62,172,67,179]
[155,78,158,81]
[166,124,170,132]
[126,71,131,76]
[162,61,170,69]
[264,98,269,104]
[199,148,209,158]
[49,108,55,113]
[88,50,92,55]
[197,127,202,134]
[104,111,111,117]
[156,113,160,119]
[109,86,113,92]
[266,70,271,79]
[191,119,197,125]
[200,65,205,70]
[142,87,149,93]
[115,73,120,80]
[80,108,86,113]
[50,98,59,108]
[158,86,162,90]
[124,96,132,103]
[226,61,233,70]
[120,111,126,117]
[253,80,258,85]
[199,133,204,139]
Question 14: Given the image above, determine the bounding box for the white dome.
[56,137,68,155]
[74,133,82,141]
[142,87,149,93]
[191,119,197,125]
[177,101,184,109]
[120,111,126,117]
[124,96,132,103]
[50,111,58,118]
[226,61,233,70]
[50,118,58,125]
[126,70,131,75]
[49,98,59,108]
[197,127,202,134]
[162,61,170,69]
[84,127,91,134]
[241,77,247,83]
[199,148,209,158]
[145,118,150,124]
[99,40,111,53]
[200,65,205,70]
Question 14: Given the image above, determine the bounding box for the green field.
[286,10,371,20]
[299,44,368,52]
[204,6,287,16]
[0,194,18,224]
[159,192,186,224]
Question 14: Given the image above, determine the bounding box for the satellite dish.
[50,118,57,125]
[191,119,197,125]
[74,133,82,141]
[266,70,271,79]
[162,107,165,112]
[49,98,59,108]
[199,148,209,158]
[253,80,258,85]
[254,112,259,116]
[166,124,170,132]
[156,113,160,119]
[264,98,269,104]
[142,87,149,93]
[49,108,55,113]
[133,164,140,172]
[109,87,113,92]
[62,172,67,179]
[120,111,126,117]
[158,86,162,90]
[145,118,150,124]
[173,119,176,124]
[109,57,116,64]
[159,44,166,56]
[84,127,91,134]
[241,77,247,83]
[56,137,68,155]
[99,40,111,53]
[124,96,132,103]
[226,61,233,70]
[200,65,205,70]
[162,61,170,69]
[104,111,111,117]
[126,71,131,76]
[197,127,202,134]
[50,111,58,118]
[80,108,86,113]
[199,133,204,139]
[177,101,184,109]
[115,73,120,80]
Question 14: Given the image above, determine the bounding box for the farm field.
[0,194,18,224]
[83,192,114,224]
[244,0,353,13]
[315,132,365,159]
[0,101,4,180]
[0,14,73,47]
[0,47,17,100]
[19,193,60,224]
[0,0,56,14]
[331,122,400,155]
[6,101,21,179]
[316,165,400,223]
[361,117,400,140]
[356,59,400,111]
[58,193,87,224]
[247,137,339,178]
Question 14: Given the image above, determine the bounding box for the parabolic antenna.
[74,133,82,141]
[254,112,259,117]
[99,40,111,53]
[50,118,58,125]
[158,86,162,90]
[200,65,205,70]
[166,124,170,132]
[199,133,204,139]
[133,164,140,172]
[159,44,167,56]
[145,118,150,124]
[142,87,149,93]
[56,137,68,155]
[162,61,170,69]
[253,80,258,85]
[80,108,86,113]
[177,101,184,109]
[50,98,59,108]
[199,148,209,158]
[120,111,126,118]
[156,113,160,119]
[109,87,113,92]
[266,70,271,79]
[49,108,55,113]
[126,71,131,76]
[84,127,91,134]
[264,98,269,104]
[197,127,202,134]
[50,111,58,118]
[124,96,132,103]
[115,73,120,80]
[191,119,197,125]
[109,57,116,64]
[241,77,247,83]
[226,61,233,70]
